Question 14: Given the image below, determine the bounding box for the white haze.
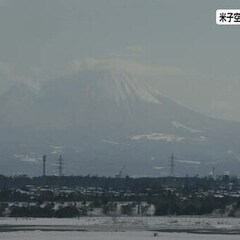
[0,0,240,121]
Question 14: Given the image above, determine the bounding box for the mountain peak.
[70,69,163,106]
[102,70,162,105]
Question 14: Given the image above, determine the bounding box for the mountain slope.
[0,70,240,176]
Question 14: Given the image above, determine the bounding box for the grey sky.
[0,0,240,120]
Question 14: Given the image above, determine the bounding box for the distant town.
[1,170,240,218]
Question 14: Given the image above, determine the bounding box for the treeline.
[1,174,239,217]
[0,174,226,191]
[8,205,86,218]
[152,195,238,216]
[1,197,240,218]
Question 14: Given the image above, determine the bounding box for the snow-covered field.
[1,216,240,229]
[1,231,240,240]
[1,216,240,239]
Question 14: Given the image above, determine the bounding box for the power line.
[115,165,125,178]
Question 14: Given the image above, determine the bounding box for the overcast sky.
[0,0,240,121]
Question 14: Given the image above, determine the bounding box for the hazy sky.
[1,0,240,121]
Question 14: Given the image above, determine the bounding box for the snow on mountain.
[100,70,162,105]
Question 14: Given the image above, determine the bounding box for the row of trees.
[1,174,234,192]
[1,196,239,217]
[152,196,238,216]
[2,202,146,218]
[10,205,84,218]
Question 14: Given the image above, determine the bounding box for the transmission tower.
[58,155,64,176]
[42,155,46,176]
[170,153,175,177]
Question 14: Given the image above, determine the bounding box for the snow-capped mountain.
[1,69,240,176]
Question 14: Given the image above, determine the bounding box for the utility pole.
[170,153,175,177]
[58,155,63,177]
[42,155,46,177]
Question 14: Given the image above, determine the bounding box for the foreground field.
[1,216,240,234]
[1,231,240,240]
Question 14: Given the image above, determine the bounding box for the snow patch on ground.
[1,216,240,229]
[129,133,184,142]
[172,121,203,133]
[14,153,41,163]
